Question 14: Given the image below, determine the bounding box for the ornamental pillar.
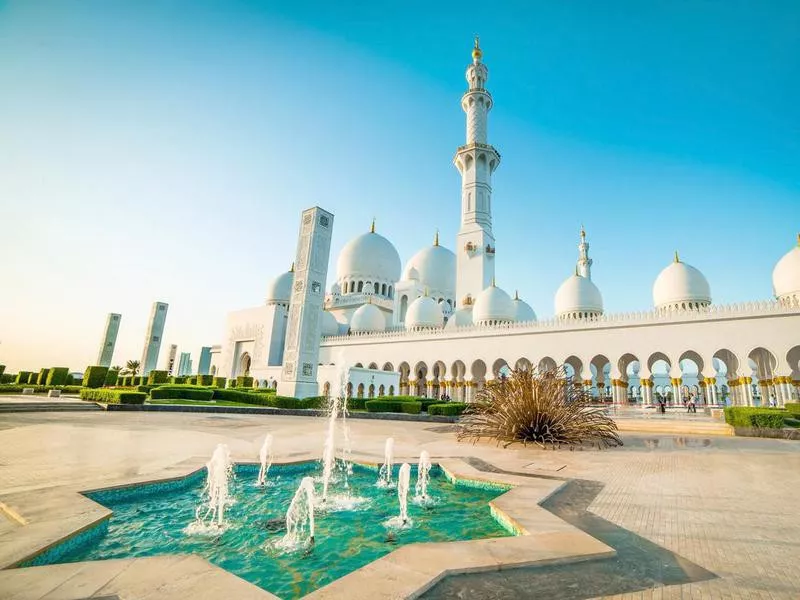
[464,380,475,403]
[426,379,435,399]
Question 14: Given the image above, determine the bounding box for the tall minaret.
[577,225,593,278]
[454,37,500,308]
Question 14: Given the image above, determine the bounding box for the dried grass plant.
[457,366,623,449]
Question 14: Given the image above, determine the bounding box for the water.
[274,476,315,550]
[384,463,412,529]
[186,443,233,533]
[60,463,511,599]
[257,434,273,487]
[377,437,394,487]
[415,451,432,502]
[321,395,339,502]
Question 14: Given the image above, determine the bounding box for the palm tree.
[124,360,141,377]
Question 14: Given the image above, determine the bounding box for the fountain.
[277,476,316,550]
[257,434,274,487]
[377,437,394,487]
[321,395,340,502]
[397,463,411,524]
[186,443,233,533]
[415,450,432,501]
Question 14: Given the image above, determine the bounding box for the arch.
[357,281,364,293]
[492,358,510,378]
[382,362,394,372]
[388,285,393,299]
[538,356,557,374]
[450,360,466,381]
[398,362,411,379]
[590,354,611,400]
[381,283,387,296]
[617,353,640,380]
[388,384,395,396]
[368,384,375,398]
[414,361,429,396]
[357,383,364,398]
[368,362,378,370]
[470,359,487,380]
[747,347,777,378]
[378,384,385,396]
[713,348,739,378]
[647,351,672,374]
[346,382,353,398]
[400,295,409,323]
[374,282,379,294]
[354,362,364,368]
[787,346,800,377]
[514,357,532,372]
[322,381,331,398]
[564,355,584,380]
[678,350,705,375]
[238,352,251,377]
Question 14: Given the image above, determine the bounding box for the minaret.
[577,226,593,278]
[454,37,500,308]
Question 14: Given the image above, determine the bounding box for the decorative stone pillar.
[464,380,475,403]
[583,379,593,398]
[641,378,653,406]
[426,379,435,399]
[671,378,682,406]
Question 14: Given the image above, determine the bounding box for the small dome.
[401,235,456,296]
[265,267,294,305]
[349,303,386,333]
[652,254,711,311]
[445,307,473,330]
[336,225,401,284]
[554,274,603,318]
[511,293,537,322]
[772,236,800,302]
[472,283,515,324]
[321,310,340,336]
[405,295,444,329]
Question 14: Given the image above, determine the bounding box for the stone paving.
[0,411,798,599]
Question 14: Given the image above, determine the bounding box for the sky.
[0,0,798,373]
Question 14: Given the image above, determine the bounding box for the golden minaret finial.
[491,276,496,287]
[580,224,586,240]
[472,36,482,61]
[434,229,439,246]
[290,262,295,273]
[514,290,519,300]
[674,250,680,263]
[370,218,375,233]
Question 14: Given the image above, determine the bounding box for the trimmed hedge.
[347,397,367,410]
[786,403,800,413]
[132,376,144,386]
[301,396,326,409]
[150,386,214,401]
[210,389,301,408]
[83,366,109,389]
[136,385,154,393]
[187,376,198,385]
[427,402,467,416]
[15,371,32,384]
[170,376,187,384]
[213,377,227,389]
[37,368,50,386]
[47,367,70,386]
[80,388,146,404]
[236,376,254,388]
[724,407,786,429]
[0,385,82,395]
[365,399,421,414]
[197,375,213,386]
[148,370,168,385]
[0,373,14,384]
[0,365,4,378]
[103,369,119,387]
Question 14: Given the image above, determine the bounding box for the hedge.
[148,370,168,385]
[213,377,227,389]
[0,385,82,395]
[197,375,213,386]
[170,376,187,384]
[80,388,146,405]
[136,385,154,393]
[427,403,467,416]
[15,371,32,384]
[301,396,326,409]
[187,376,198,385]
[347,397,367,410]
[211,388,301,408]
[366,399,421,414]
[132,376,145,386]
[0,373,14,384]
[236,376,253,388]
[37,368,50,386]
[45,367,70,386]
[150,386,214,401]
[83,366,109,389]
[0,365,4,378]
[786,403,800,413]
[103,369,119,387]
[724,407,786,429]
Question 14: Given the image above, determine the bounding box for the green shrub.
[59,385,82,394]
[347,397,367,410]
[0,365,4,378]
[724,407,787,429]
[0,373,14,384]
[15,371,31,384]
[80,388,146,404]
[132,376,145,386]
[213,377,227,389]
[236,376,253,388]
[46,367,70,386]
[65,373,75,385]
[150,386,214,401]
[428,403,467,416]
[187,376,198,385]
[37,368,50,385]
[400,402,422,414]
[365,400,404,413]
[103,369,119,387]
[785,403,800,413]
[148,370,168,385]
[136,385,153,393]
[170,376,187,384]
[197,375,213,386]
[301,396,326,409]
[83,366,109,389]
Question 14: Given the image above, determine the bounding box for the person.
[769,394,776,408]
[659,398,666,414]
[687,395,697,413]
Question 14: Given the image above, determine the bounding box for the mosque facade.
[211,40,800,408]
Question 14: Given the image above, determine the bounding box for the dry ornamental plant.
[457,366,623,449]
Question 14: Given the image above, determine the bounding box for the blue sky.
[1,0,798,372]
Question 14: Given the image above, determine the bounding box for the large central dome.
[554,274,603,318]
[402,234,456,296]
[652,254,711,311]
[336,226,401,284]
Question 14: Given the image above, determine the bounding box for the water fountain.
[257,434,274,487]
[186,443,233,533]
[321,395,340,502]
[377,437,394,487]
[277,476,316,550]
[415,450,432,501]
[397,463,411,524]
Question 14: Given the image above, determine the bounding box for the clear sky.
[1,0,798,373]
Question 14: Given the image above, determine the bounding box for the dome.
[445,307,473,330]
[405,295,444,329]
[652,254,711,311]
[472,283,515,324]
[265,267,294,305]
[349,302,386,333]
[336,225,401,284]
[511,293,537,322]
[772,236,800,302]
[554,274,603,317]
[321,310,340,336]
[401,234,456,295]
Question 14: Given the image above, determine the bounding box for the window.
[152,336,159,342]
[374,282,379,294]
[158,305,166,311]
[357,281,363,292]
[381,283,387,296]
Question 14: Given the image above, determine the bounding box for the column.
[408,379,416,397]
[426,379,435,399]
[465,380,475,403]
[710,379,718,405]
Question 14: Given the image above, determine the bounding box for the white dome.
[554,274,603,317]
[405,295,444,329]
[402,238,456,296]
[472,284,515,324]
[652,255,711,310]
[265,268,294,305]
[336,228,401,284]
[772,238,800,301]
[349,303,386,333]
[321,310,340,336]
[511,294,537,322]
[445,307,473,330]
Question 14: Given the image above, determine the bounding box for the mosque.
[209,39,800,408]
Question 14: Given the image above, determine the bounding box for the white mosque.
[209,39,800,408]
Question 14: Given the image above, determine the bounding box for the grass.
[147,399,267,408]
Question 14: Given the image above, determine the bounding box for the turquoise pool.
[43,462,513,599]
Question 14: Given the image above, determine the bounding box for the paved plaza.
[0,410,798,599]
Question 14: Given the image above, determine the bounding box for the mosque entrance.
[238,352,252,377]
